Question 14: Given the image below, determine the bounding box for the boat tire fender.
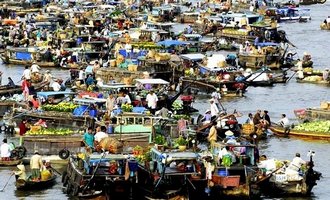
[59,149,70,160]
[16,146,27,159]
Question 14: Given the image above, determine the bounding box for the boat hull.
[16,175,57,190]
[270,125,330,140]
[0,159,22,166]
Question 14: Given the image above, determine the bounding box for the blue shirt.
[83,132,94,148]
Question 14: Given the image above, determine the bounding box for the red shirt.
[19,122,27,136]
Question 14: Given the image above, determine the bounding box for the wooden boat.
[0,159,22,166]
[296,77,329,85]
[238,46,287,70]
[136,148,208,200]
[320,22,330,30]
[209,142,261,199]
[300,0,326,5]
[270,124,330,140]
[258,153,321,197]
[181,77,246,97]
[0,85,22,96]
[16,174,57,190]
[63,154,134,198]
[0,47,59,68]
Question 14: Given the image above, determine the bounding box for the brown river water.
[0,2,330,199]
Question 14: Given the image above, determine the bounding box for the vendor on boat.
[30,150,43,181]
[278,114,290,134]
[0,139,11,161]
[83,127,95,149]
[209,99,219,118]
[7,77,15,87]
[18,119,28,136]
[288,153,306,172]
[13,164,26,181]
[207,121,218,145]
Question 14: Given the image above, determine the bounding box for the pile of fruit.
[172,100,183,111]
[302,75,323,82]
[42,102,78,112]
[222,28,249,36]
[293,120,330,133]
[303,67,322,74]
[26,128,75,135]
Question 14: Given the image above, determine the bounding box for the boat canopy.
[180,53,205,61]
[37,91,76,98]
[135,78,169,85]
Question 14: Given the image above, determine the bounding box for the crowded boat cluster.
[0,0,328,199]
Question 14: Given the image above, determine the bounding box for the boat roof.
[135,78,169,85]
[73,97,107,105]
[89,154,128,160]
[183,34,202,38]
[151,148,199,162]
[100,83,136,90]
[180,53,205,61]
[37,91,76,98]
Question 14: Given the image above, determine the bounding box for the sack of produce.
[41,170,51,181]
[99,137,123,154]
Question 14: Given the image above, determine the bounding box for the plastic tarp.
[257,42,279,47]
[157,40,188,47]
[16,52,32,60]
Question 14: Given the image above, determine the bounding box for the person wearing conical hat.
[13,164,26,181]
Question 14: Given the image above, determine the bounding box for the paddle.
[50,166,62,176]
[0,174,13,192]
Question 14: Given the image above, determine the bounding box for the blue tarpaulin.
[16,52,32,60]
[157,40,188,47]
[256,42,279,47]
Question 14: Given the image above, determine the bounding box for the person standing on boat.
[83,127,94,149]
[30,150,43,181]
[106,93,116,116]
[209,99,219,118]
[22,66,31,80]
[94,126,108,144]
[146,90,158,115]
[278,114,290,135]
[322,68,329,81]
[263,110,271,126]
[207,121,218,145]
[0,139,11,161]
[211,88,221,111]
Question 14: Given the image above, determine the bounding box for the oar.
[0,174,13,192]
[50,166,62,176]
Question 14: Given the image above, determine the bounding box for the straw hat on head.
[225,130,234,136]
[34,150,39,154]
[205,109,211,114]
[17,164,25,171]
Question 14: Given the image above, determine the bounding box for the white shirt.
[94,131,108,143]
[78,70,85,80]
[124,94,131,104]
[211,91,221,103]
[278,117,290,127]
[289,156,306,171]
[327,17,330,23]
[210,102,219,116]
[31,64,40,73]
[22,69,31,80]
[146,93,158,109]
[1,143,10,157]
[52,82,61,91]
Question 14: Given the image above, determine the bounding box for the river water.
[0,2,329,200]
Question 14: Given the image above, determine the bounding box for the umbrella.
[157,40,188,47]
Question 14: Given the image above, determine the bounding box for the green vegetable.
[293,120,330,133]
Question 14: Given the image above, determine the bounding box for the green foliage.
[121,103,133,112]
[175,136,188,146]
[42,102,78,112]
[294,120,330,132]
[26,128,74,135]
[154,134,166,145]
[172,100,183,111]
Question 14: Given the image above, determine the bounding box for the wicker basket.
[30,126,42,133]
[242,124,254,135]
